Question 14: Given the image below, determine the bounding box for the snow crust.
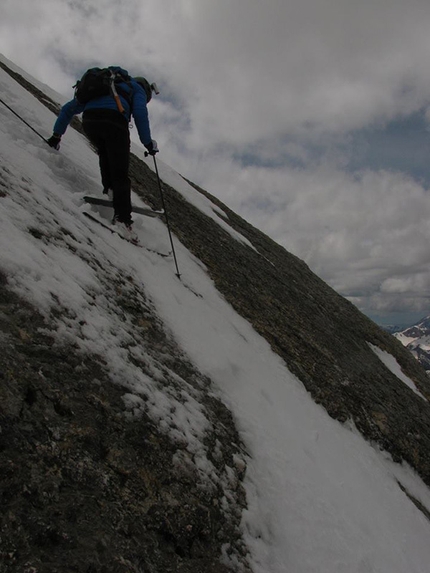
[2,58,430,573]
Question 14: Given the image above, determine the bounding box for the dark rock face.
[0,271,249,573]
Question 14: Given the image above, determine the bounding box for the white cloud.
[208,164,430,319]
[2,0,430,323]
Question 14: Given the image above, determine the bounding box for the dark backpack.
[74,67,132,105]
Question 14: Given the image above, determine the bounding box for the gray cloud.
[2,0,430,324]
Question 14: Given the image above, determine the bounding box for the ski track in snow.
[2,61,430,573]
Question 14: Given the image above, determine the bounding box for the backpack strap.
[108,68,135,117]
[109,70,125,114]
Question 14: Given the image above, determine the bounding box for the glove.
[47,134,61,150]
[145,139,159,156]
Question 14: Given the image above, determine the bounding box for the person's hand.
[145,139,159,156]
[47,134,61,150]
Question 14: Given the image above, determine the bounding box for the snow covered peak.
[395,315,430,341]
[394,315,430,372]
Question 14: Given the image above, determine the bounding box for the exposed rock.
[0,270,250,573]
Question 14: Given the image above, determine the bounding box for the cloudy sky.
[2,0,430,326]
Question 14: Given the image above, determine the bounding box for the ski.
[83,211,171,257]
[83,195,164,218]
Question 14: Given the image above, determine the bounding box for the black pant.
[82,109,132,223]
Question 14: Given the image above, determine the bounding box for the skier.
[47,67,158,235]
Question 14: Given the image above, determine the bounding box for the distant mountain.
[394,316,430,372]
[380,324,404,334]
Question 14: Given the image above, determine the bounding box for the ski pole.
[145,152,181,278]
[0,97,49,144]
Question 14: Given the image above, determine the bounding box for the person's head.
[134,77,160,103]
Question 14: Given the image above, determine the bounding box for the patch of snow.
[369,343,427,400]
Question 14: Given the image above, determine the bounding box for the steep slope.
[0,58,249,573]
[1,56,430,573]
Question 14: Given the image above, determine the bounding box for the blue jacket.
[53,76,152,146]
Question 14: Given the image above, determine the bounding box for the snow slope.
[1,59,430,573]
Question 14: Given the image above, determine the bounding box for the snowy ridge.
[2,57,430,572]
[0,53,70,106]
